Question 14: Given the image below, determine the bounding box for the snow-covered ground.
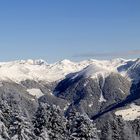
[27,88,44,98]
[115,103,140,121]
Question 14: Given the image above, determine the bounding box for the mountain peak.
[58,59,73,65]
[17,59,48,65]
[71,64,116,80]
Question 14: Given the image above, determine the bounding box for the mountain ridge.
[0,58,138,83]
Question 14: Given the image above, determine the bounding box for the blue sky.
[0,0,140,63]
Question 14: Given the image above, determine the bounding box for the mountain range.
[0,58,140,140]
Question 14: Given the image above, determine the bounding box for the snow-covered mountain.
[0,58,136,83]
[0,58,140,140]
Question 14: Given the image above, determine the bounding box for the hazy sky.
[0,0,140,63]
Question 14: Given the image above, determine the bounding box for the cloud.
[73,50,140,58]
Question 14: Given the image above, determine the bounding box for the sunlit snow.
[0,58,136,83]
[115,103,140,121]
[27,88,44,98]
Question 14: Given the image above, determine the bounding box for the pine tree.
[33,103,68,140]
[0,100,36,140]
[66,111,99,140]
[9,111,36,140]
[0,111,10,140]
[0,100,11,140]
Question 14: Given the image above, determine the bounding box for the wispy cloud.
[73,50,140,58]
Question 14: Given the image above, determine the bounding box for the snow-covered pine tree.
[0,110,10,140]
[0,100,36,140]
[9,111,36,140]
[66,110,99,140]
[0,100,11,140]
[33,103,68,140]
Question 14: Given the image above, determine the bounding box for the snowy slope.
[70,64,116,80]
[27,88,44,98]
[0,58,137,83]
[115,103,140,121]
